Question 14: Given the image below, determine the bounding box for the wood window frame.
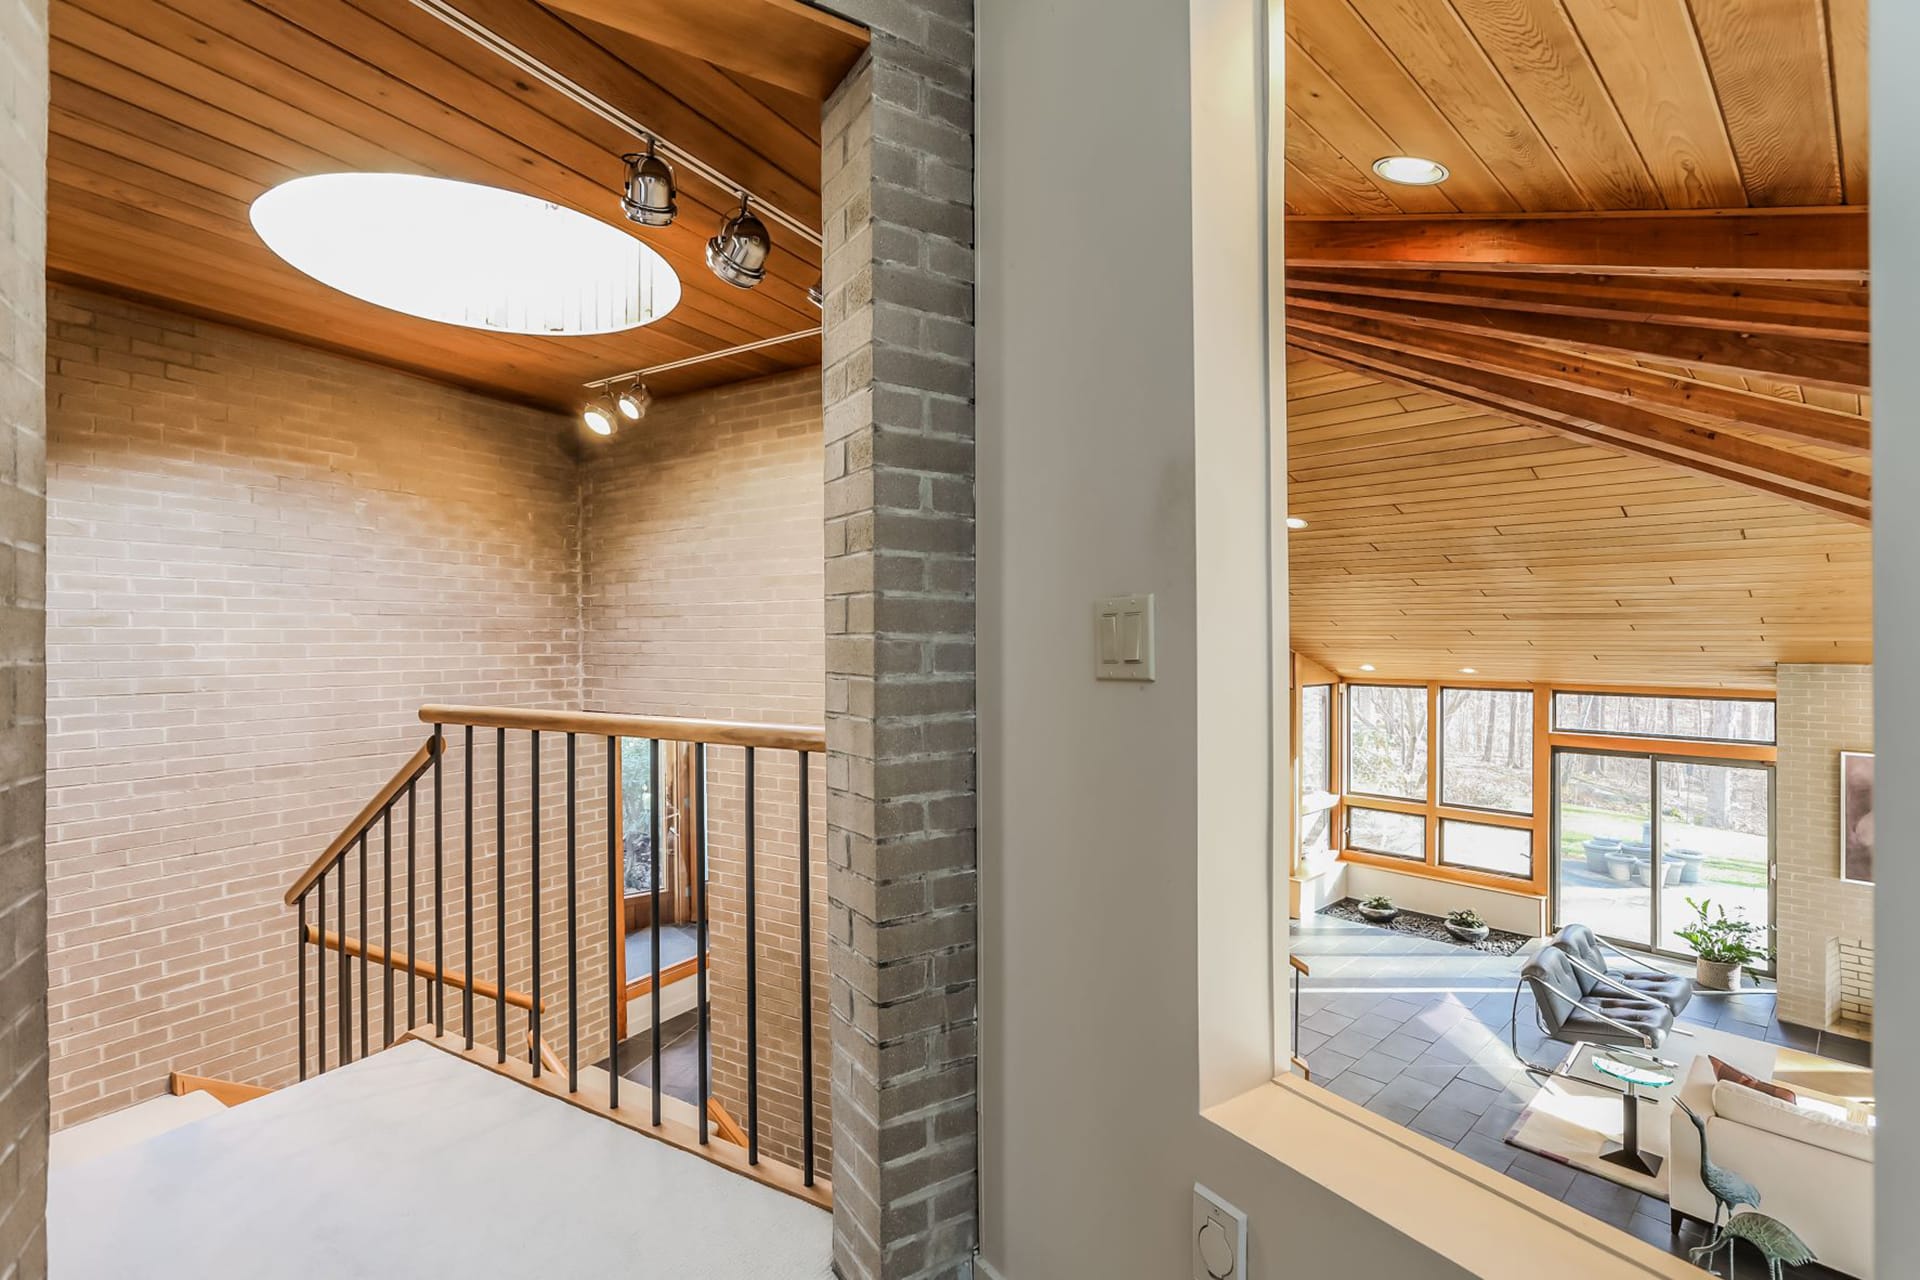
[1307,674,1780,900]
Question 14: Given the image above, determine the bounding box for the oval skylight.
[250,173,680,336]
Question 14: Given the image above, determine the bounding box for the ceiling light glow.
[1286,516,1309,530]
[583,403,616,436]
[1372,155,1450,186]
[1359,664,1376,672]
[252,173,681,335]
[1460,667,1477,675]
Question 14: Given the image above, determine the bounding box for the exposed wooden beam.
[1286,287,1869,392]
[536,0,868,101]
[1284,330,1870,524]
[1285,309,1870,455]
[1283,268,1869,342]
[1284,209,1868,278]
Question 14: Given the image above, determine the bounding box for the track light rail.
[408,0,825,249]
[582,328,823,389]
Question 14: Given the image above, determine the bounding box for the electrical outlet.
[1191,1184,1246,1280]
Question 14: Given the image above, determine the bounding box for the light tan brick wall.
[1775,663,1874,1030]
[580,368,830,1175]
[0,0,49,1269]
[44,287,612,1126]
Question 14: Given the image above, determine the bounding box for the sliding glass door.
[1552,748,1773,964]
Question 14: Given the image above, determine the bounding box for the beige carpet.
[1505,1025,1781,1198]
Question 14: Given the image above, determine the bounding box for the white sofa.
[1669,1055,1874,1279]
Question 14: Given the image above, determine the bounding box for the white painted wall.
[975,0,1466,1272]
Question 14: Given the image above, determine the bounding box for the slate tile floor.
[1292,915,1867,1278]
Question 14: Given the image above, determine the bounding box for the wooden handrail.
[284,736,442,905]
[419,704,826,753]
[169,1071,273,1107]
[1289,955,1311,977]
[526,1031,565,1078]
[305,927,543,1012]
[708,1097,750,1148]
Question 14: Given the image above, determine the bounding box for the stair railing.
[283,704,829,1196]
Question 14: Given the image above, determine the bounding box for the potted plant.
[1673,896,1772,991]
[1357,894,1399,923]
[1444,908,1489,944]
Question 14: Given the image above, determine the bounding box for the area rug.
[1319,897,1531,956]
[1504,1024,1791,1199]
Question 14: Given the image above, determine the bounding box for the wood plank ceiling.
[1283,0,1873,687]
[45,0,868,407]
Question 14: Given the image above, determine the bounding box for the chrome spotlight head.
[808,279,824,309]
[582,396,617,437]
[620,140,677,227]
[615,382,651,421]
[707,197,772,289]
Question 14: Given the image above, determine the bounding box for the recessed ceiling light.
[1359,664,1376,672]
[252,173,681,335]
[1460,667,1477,675]
[1372,155,1450,186]
[1286,516,1309,530]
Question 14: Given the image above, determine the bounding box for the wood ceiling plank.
[1283,110,1402,215]
[1282,302,1871,452]
[48,101,285,204]
[1283,267,1869,341]
[1825,0,1869,204]
[1555,0,1747,209]
[534,0,867,102]
[1443,0,1662,209]
[1284,0,1520,211]
[1284,209,1868,276]
[1283,162,1353,217]
[1342,0,1586,208]
[1286,284,1870,390]
[1685,0,1843,206]
[1284,40,1457,214]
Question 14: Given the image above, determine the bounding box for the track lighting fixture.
[582,392,619,437]
[808,279,824,309]
[707,195,772,290]
[615,381,651,421]
[621,139,678,227]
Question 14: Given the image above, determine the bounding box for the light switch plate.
[1094,594,1155,681]
[1191,1183,1246,1280]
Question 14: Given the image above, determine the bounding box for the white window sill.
[1204,1075,1703,1280]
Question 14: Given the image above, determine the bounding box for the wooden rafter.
[536,0,869,100]
[1282,269,1869,343]
[1284,308,1870,455]
[1284,210,1869,278]
[1286,286,1868,392]
[1285,330,1870,525]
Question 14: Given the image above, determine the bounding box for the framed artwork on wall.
[1840,750,1875,885]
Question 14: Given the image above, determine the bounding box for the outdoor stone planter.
[1604,852,1636,882]
[1583,837,1622,876]
[1696,957,1745,991]
[1671,849,1706,885]
[1445,921,1490,944]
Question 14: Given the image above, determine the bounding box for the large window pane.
[1555,751,1653,946]
[1657,761,1771,961]
[1440,688,1533,813]
[1300,684,1332,796]
[1348,684,1427,800]
[1348,807,1424,859]
[1552,692,1775,745]
[1298,806,1333,862]
[1441,820,1531,878]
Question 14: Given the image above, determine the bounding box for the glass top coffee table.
[1588,1050,1676,1177]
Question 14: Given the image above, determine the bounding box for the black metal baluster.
[465,725,475,1051]
[606,734,620,1110]
[358,832,369,1061]
[317,871,327,1074]
[696,742,709,1145]
[567,732,579,1094]
[650,738,662,1127]
[745,745,757,1165]
[799,750,815,1186]
[497,727,507,1066]
[530,730,542,1077]
[434,724,445,1037]
[382,807,393,1048]
[337,861,350,1064]
[407,784,417,1030]
[297,891,309,1082]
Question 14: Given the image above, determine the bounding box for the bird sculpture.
[1675,1099,1762,1230]
[1695,1211,1817,1280]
